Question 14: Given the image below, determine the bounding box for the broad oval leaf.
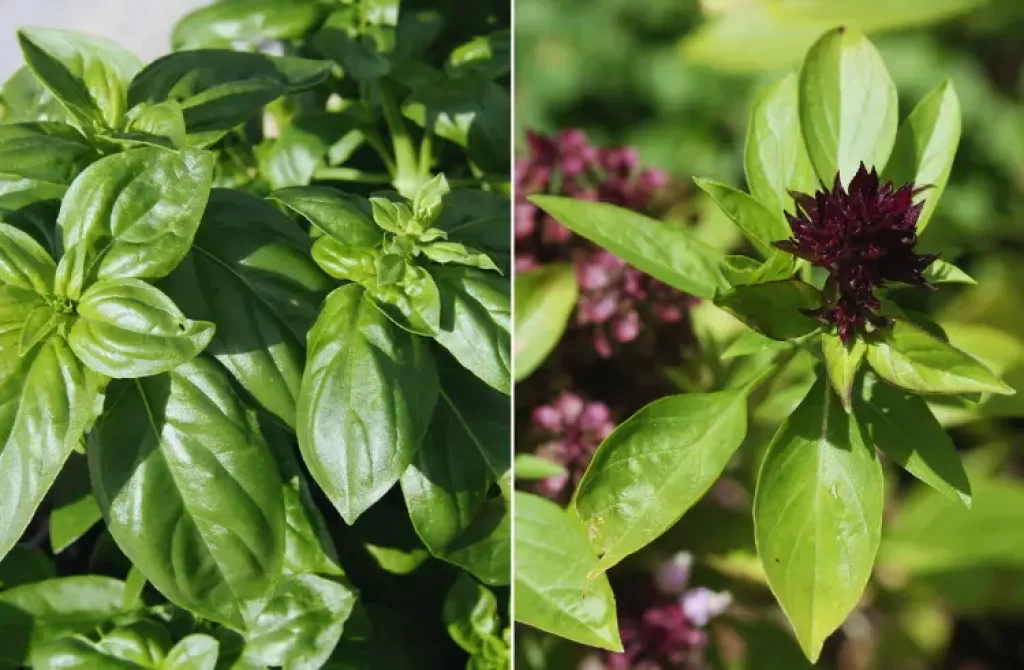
[0,67,69,124]
[714,279,821,340]
[754,375,883,662]
[513,263,577,381]
[694,178,791,258]
[0,335,100,563]
[163,634,219,670]
[798,27,898,183]
[430,265,510,394]
[0,122,98,209]
[922,259,974,285]
[269,186,382,248]
[744,73,818,215]
[514,492,621,651]
[172,0,326,50]
[822,330,866,411]
[88,358,286,629]
[882,79,961,234]
[530,195,728,299]
[162,188,331,429]
[369,262,442,336]
[857,374,970,507]
[574,390,749,572]
[298,284,438,524]
[69,278,215,379]
[32,620,172,669]
[866,318,1014,396]
[0,222,56,294]
[57,146,215,294]
[444,573,503,657]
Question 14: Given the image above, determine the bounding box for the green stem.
[419,126,434,175]
[312,167,394,184]
[376,82,422,198]
[363,126,397,175]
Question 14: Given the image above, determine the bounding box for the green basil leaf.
[866,318,1015,396]
[33,621,172,669]
[412,173,449,228]
[798,27,898,183]
[121,101,188,148]
[369,262,442,336]
[434,189,510,268]
[310,238,378,284]
[0,335,100,563]
[714,279,821,340]
[18,304,57,356]
[270,186,382,248]
[431,265,510,395]
[694,178,791,258]
[449,30,511,80]
[722,249,799,287]
[513,263,577,381]
[49,492,102,555]
[89,358,286,629]
[754,375,883,662]
[244,574,356,669]
[444,573,503,656]
[0,122,98,209]
[574,390,749,572]
[422,241,500,272]
[162,188,331,428]
[56,147,215,295]
[162,634,219,670]
[514,492,621,651]
[257,114,349,190]
[0,576,136,667]
[881,80,960,234]
[313,10,394,81]
[822,330,866,411]
[127,51,332,145]
[722,329,794,359]
[0,222,56,294]
[298,284,438,524]
[69,279,215,379]
[921,259,974,285]
[530,195,728,299]
[0,67,69,124]
[513,453,567,481]
[172,0,326,50]
[0,546,56,589]
[857,374,971,507]
[17,28,141,129]
[0,286,43,357]
[744,72,818,215]
[370,198,416,235]
[442,495,511,586]
[437,352,511,482]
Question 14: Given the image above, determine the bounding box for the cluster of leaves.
[517,26,1017,664]
[0,0,510,668]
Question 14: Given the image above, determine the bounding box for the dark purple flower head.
[530,391,616,501]
[774,163,938,344]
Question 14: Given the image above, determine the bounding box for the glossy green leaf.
[421,241,500,272]
[257,114,347,190]
[798,27,898,183]
[0,222,56,294]
[531,195,728,299]
[19,304,58,356]
[121,101,187,148]
[162,189,331,428]
[822,330,865,411]
[442,495,511,586]
[882,80,961,234]
[172,0,325,50]
[573,390,749,572]
[0,335,100,563]
[162,634,218,670]
[0,122,97,209]
[310,238,378,284]
[49,492,102,555]
[866,319,1015,396]
[430,265,510,394]
[513,263,577,381]
[434,189,510,269]
[244,574,356,670]
[269,187,382,249]
[0,576,135,666]
[298,284,438,524]
[922,259,974,285]
[437,353,511,482]
[721,329,793,359]
[444,573,505,659]
[127,51,332,143]
[89,358,286,629]
[313,10,394,81]
[33,621,172,669]
[56,147,215,295]
[514,492,621,651]
[714,279,821,340]
[744,73,818,216]
[857,374,970,507]
[754,376,883,662]
[0,67,69,124]
[0,547,56,589]
[514,454,567,481]
[17,28,141,129]
[694,178,791,258]
[369,261,442,336]
[69,279,215,379]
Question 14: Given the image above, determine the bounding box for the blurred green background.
[516,0,1024,668]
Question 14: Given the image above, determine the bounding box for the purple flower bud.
[580,402,611,432]
[532,404,562,432]
[553,391,585,423]
[613,310,641,343]
[542,216,573,244]
[515,202,537,239]
[654,552,693,596]
[681,588,733,627]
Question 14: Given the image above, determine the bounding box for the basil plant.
[0,0,510,667]
[521,27,1011,662]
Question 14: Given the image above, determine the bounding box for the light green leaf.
[49,492,102,555]
[882,80,961,234]
[714,279,821,340]
[444,573,505,658]
[0,222,56,294]
[754,375,883,662]
[530,195,728,299]
[822,330,865,411]
[122,100,187,148]
[744,73,818,216]
[421,241,500,272]
[412,173,449,227]
[56,147,215,295]
[89,358,286,630]
[857,374,970,507]
[573,390,748,572]
[514,454,567,481]
[442,496,511,586]
[866,319,1015,396]
[172,0,325,50]
[369,261,442,336]
[798,27,898,183]
[513,263,577,381]
[694,178,791,258]
[0,122,98,209]
[298,285,438,524]
[69,279,215,379]
[514,492,621,652]
[19,304,58,356]
[162,634,218,670]
[269,187,382,249]
[922,259,974,285]
[722,329,793,359]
